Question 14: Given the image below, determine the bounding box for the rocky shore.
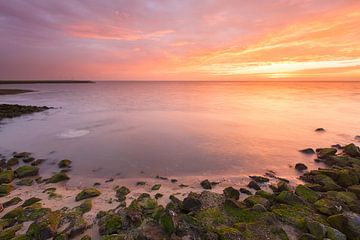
[0,104,51,122]
[0,141,360,240]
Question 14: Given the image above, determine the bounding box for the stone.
[0,170,14,184]
[276,191,305,205]
[314,198,343,215]
[223,187,240,200]
[159,209,176,235]
[348,185,360,198]
[115,186,130,201]
[6,157,19,167]
[22,197,41,207]
[26,211,61,240]
[151,184,161,191]
[182,196,201,213]
[249,175,269,183]
[75,188,101,201]
[295,163,308,171]
[98,213,123,235]
[3,197,22,208]
[247,180,261,190]
[45,172,70,184]
[16,178,34,186]
[315,128,326,132]
[23,157,35,163]
[298,233,317,240]
[240,187,252,195]
[13,152,30,158]
[136,181,146,186]
[244,195,270,208]
[306,219,326,239]
[155,193,163,199]
[200,179,212,189]
[325,226,347,240]
[295,185,320,203]
[77,200,92,214]
[0,184,13,196]
[343,143,360,157]
[299,148,316,154]
[316,148,337,159]
[31,159,46,166]
[328,212,360,240]
[0,224,22,240]
[58,159,72,168]
[14,165,39,178]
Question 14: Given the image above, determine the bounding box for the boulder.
[200,179,212,189]
[45,172,70,184]
[244,195,270,208]
[328,212,360,240]
[240,187,252,195]
[16,178,34,186]
[0,184,13,196]
[315,128,326,132]
[115,186,130,201]
[223,187,240,200]
[295,185,320,203]
[316,148,337,159]
[22,197,41,207]
[0,170,14,184]
[299,148,316,154]
[98,212,123,235]
[151,184,161,191]
[6,157,19,167]
[159,209,176,235]
[247,180,261,190]
[58,159,72,168]
[3,197,22,208]
[182,196,201,213]
[348,185,360,198]
[343,143,360,157]
[75,188,101,201]
[276,191,305,205]
[295,163,308,171]
[14,166,39,178]
[314,198,343,215]
[26,211,61,240]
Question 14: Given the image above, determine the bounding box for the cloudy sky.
[0,0,359,80]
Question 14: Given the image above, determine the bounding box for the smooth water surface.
[0,81,359,180]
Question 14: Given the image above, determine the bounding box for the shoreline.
[0,80,94,84]
[0,89,35,96]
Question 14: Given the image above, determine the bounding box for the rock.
[22,197,41,207]
[249,175,269,183]
[75,188,101,201]
[312,174,342,191]
[298,233,317,240]
[247,180,261,190]
[0,184,13,196]
[295,163,308,171]
[26,211,61,239]
[299,148,316,154]
[348,185,360,198]
[3,197,22,208]
[316,148,337,159]
[0,224,22,240]
[331,144,343,149]
[2,206,24,219]
[155,193,163,199]
[314,198,343,215]
[276,191,305,205]
[23,157,35,163]
[306,219,326,239]
[16,178,34,186]
[200,179,212,189]
[6,157,19,167]
[98,212,123,235]
[151,184,161,191]
[81,235,91,240]
[45,172,70,183]
[31,159,46,166]
[223,187,240,200]
[115,186,130,201]
[325,226,347,240]
[295,185,320,203]
[0,170,14,184]
[14,165,39,178]
[13,152,30,158]
[58,159,72,168]
[343,143,360,157]
[77,200,92,214]
[182,195,201,213]
[136,181,146,186]
[244,195,270,208]
[170,179,177,183]
[328,212,360,240]
[277,181,291,192]
[240,187,252,195]
[315,128,326,132]
[252,203,267,212]
[159,209,176,235]
[105,178,113,183]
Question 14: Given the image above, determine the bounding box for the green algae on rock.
[75,188,101,201]
[45,172,70,184]
[14,165,39,178]
[58,159,72,168]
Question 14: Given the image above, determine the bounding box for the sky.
[0,0,359,81]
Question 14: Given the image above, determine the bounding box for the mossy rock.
[98,213,123,235]
[58,159,72,168]
[77,199,92,214]
[305,219,326,239]
[244,195,270,208]
[159,209,176,235]
[343,143,360,157]
[336,169,359,187]
[325,225,347,240]
[0,170,14,184]
[81,235,92,240]
[249,175,269,183]
[136,181,146,186]
[3,197,22,208]
[200,179,212,189]
[13,152,31,158]
[0,224,22,240]
[224,199,260,223]
[6,157,19,167]
[327,212,360,240]
[26,210,61,239]
[295,185,320,203]
[316,148,337,159]
[14,166,39,178]
[223,186,240,200]
[195,207,227,229]
[214,225,242,239]
[75,188,101,201]
[0,184,13,196]
[2,207,24,220]
[348,184,360,198]
[151,183,161,191]
[115,186,130,201]
[313,174,342,191]
[255,190,274,200]
[276,191,305,205]
[314,198,343,215]
[16,178,34,186]
[25,206,52,221]
[46,172,70,184]
[22,197,41,207]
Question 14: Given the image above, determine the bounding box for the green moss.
[316,148,337,158]
[0,169,14,184]
[26,211,61,239]
[46,172,70,184]
[6,157,19,167]
[75,188,101,201]
[214,226,241,240]
[0,184,14,196]
[77,199,92,214]
[98,213,123,235]
[3,197,22,208]
[2,207,24,220]
[14,165,39,178]
[276,191,304,205]
[16,178,34,186]
[151,183,161,191]
[224,199,260,223]
[295,185,320,203]
[160,210,175,234]
[115,186,130,201]
[58,159,72,168]
[196,207,227,227]
[0,224,22,240]
[244,195,270,208]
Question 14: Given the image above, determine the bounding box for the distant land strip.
[0,80,95,84]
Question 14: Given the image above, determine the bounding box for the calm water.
[0,81,359,180]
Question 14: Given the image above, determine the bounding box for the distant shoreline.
[0,89,35,95]
[0,80,95,84]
